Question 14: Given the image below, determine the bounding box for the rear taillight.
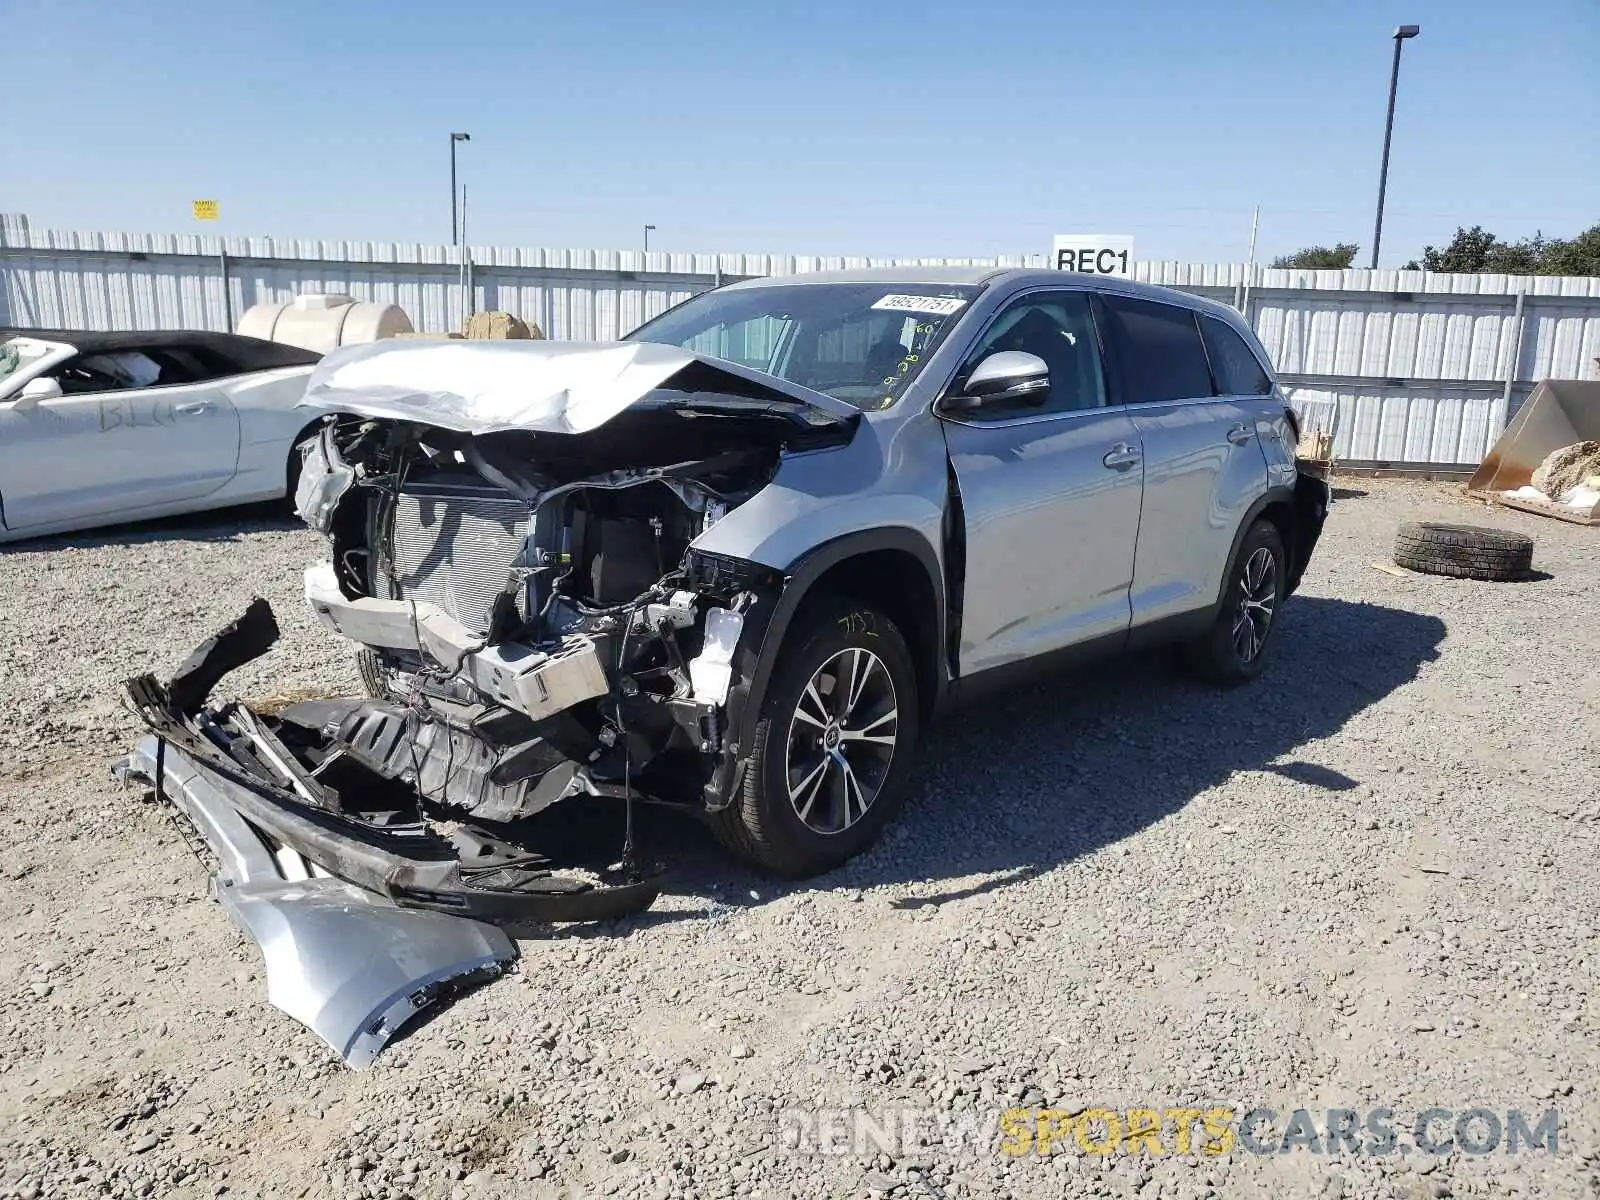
[1283,406,1302,444]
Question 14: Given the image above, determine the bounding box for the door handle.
[1102,443,1142,471]
[174,400,214,415]
[1226,423,1254,445]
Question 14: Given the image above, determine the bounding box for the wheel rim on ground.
[785,647,899,835]
[1232,546,1277,663]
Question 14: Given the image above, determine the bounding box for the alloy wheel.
[1231,546,1278,663]
[785,647,899,835]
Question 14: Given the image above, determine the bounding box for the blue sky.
[8,0,1597,265]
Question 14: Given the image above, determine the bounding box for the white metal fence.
[5,215,1599,468]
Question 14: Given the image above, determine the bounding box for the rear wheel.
[711,598,919,877]
[1184,519,1287,685]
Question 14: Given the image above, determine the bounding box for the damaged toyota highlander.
[117,268,1329,1064]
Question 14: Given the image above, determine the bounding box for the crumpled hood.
[297,338,861,435]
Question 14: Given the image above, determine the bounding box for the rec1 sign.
[1053,235,1134,276]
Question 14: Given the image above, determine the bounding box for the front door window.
[954,293,1107,417]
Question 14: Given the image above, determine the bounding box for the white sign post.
[1052,234,1134,276]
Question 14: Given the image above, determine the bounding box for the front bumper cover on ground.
[115,737,514,1068]
[115,600,664,1067]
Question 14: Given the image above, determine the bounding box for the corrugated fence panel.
[4,215,1598,465]
[1285,382,1524,464]
[1253,295,1529,382]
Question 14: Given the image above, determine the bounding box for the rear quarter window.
[1099,296,1215,405]
[1200,316,1274,396]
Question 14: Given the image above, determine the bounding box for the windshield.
[625,283,982,410]
[0,338,56,387]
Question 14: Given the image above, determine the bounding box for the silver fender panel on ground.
[114,737,516,1069]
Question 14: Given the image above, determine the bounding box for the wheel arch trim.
[707,527,946,809]
[1214,485,1297,609]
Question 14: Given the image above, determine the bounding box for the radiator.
[389,482,531,635]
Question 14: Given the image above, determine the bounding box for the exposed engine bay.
[123,371,855,920]
[295,395,848,824]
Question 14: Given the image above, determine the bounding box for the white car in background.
[0,329,323,542]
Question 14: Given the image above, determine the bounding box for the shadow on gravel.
[0,502,295,552]
[621,597,1446,913]
[1267,761,1361,791]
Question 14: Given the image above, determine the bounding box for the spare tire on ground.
[1393,522,1534,581]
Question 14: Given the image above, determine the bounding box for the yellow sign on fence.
[192,200,220,221]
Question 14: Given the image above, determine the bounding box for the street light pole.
[450,132,471,245]
[1370,26,1419,269]
[644,224,656,253]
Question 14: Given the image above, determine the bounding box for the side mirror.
[11,376,63,412]
[940,351,1050,414]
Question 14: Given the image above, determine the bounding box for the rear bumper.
[115,737,514,1069]
[1289,470,1332,593]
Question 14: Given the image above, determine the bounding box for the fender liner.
[1213,483,1303,609]
[286,416,331,493]
[703,527,946,810]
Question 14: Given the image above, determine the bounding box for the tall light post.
[450,132,471,245]
[1370,25,1419,269]
[644,224,656,253]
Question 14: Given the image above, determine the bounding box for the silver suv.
[129,267,1329,900]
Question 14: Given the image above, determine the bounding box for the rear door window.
[1099,296,1215,405]
[1200,316,1274,396]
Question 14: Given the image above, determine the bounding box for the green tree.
[1413,225,1498,272]
[1539,225,1600,276]
[1477,234,1545,274]
[1405,224,1600,276]
[1269,243,1360,269]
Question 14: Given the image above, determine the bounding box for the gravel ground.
[0,479,1595,1200]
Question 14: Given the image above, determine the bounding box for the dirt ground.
[0,478,1595,1200]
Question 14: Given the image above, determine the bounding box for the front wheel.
[357,648,397,698]
[1184,519,1287,685]
[711,599,920,877]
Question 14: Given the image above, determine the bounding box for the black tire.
[357,648,395,698]
[711,598,920,878]
[1393,522,1533,582]
[1184,519,1288,686]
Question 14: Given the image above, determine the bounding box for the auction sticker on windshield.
[871,294,968,316]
